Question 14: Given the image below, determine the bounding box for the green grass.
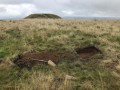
[0,19,120,90]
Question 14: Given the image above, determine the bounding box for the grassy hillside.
[0,19,120,90]
[25,14,61,19]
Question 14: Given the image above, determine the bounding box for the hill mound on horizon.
[25,14,61,19]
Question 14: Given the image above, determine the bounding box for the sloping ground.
[25,14,61,19]
[0,19,120,90]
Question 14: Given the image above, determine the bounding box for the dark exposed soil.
[75,46,102,59]
[13,46,102,69]
[0,60,3,64]
[13,51,77,69]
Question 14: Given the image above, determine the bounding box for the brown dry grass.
[0,19,120,90]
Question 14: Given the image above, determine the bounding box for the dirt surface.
[0,60,3,64]
[75,46,102,59]
[13,46,102,69]
[13,51,76,69]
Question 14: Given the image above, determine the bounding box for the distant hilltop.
[25,14,61,19]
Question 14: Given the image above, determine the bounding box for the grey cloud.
[0,7,6,13]
[0,0,32,4]
[64,0,120,17]
[0,0,120,19]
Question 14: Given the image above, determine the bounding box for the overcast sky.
[0,0,120,19]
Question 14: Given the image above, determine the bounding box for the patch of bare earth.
[13,51,77,69]
[75,46,102,59]
[13,46,103,69]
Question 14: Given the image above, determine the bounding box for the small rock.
[112,71,120,78]
[65,75,76,80]
[48,60,56,67]
[116,65,120,70]
[102,59,112,63]
[115,63,120,73]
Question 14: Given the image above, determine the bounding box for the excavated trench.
[13,46,102,69]
[75,46,102,59]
